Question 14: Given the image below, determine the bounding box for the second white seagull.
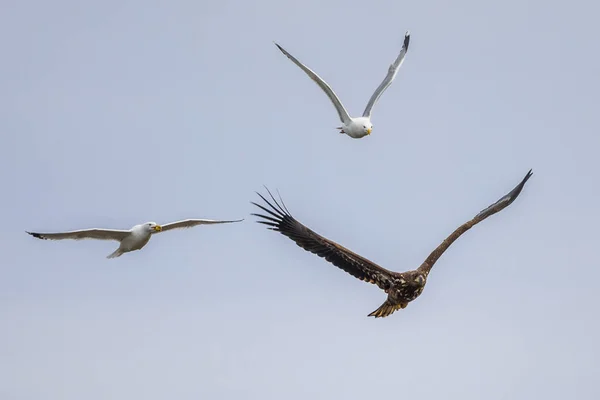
[26,218,243,258]
[275,31,410,139]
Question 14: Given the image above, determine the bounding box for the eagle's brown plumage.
[252,170,533,318]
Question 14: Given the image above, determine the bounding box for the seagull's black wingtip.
[506,169,534,203]
[404,31,410,50]
[522,169,533,184]
[26,231,45,240]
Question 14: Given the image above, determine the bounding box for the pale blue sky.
[1,0,599,399]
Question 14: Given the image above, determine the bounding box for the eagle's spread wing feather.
[418,170,533,276]
[252,188,396,290]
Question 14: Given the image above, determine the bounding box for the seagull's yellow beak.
[154,225,162,232]
[367,128,372,135]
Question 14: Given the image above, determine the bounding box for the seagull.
[26,219,244,258]
[274,31,410,139]
[252,170,533,318]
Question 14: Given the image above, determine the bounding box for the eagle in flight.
[252,170,533,318]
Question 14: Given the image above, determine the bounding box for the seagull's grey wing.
[275,43,352,124]
[26,228,130,242]
[362,31,410,118]
[417,170,533,277]
[159,219,244,232]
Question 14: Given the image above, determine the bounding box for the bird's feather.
[362,31,410,118]
[368,299,407,318]
[274,42,352,124]
[417,170,533,276]
[107,248,124,259]
[26,228,130,242]
[252,188,396,290]
[159,219,243,232]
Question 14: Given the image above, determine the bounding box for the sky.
[1,0,599,398]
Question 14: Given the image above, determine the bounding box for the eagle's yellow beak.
[367,128,372,135]
[154,225,162,232]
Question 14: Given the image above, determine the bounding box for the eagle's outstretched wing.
[417,169,533,276]
[274,43,352,125]
[252,189,396,290]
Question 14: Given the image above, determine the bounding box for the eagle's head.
[391,271,427,303]
[412,272,426,287]
[403,270,426,287]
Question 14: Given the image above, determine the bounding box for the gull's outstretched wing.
[26,228,130,242]
[417,170,533,276]
[252,189,396,291]
[362,31,410,118]
[159,219,243,232]
[275,43,352,125]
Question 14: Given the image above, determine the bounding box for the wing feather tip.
[512,168,534,195]
[254,188,292,219]
[256,221,278,228]
[274,42,286,54]
[252,198,286,220]
[26,231,45,240]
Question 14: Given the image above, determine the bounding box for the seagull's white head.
[344,117,373,138]
[144,222,162,233]
[363,122,373,136]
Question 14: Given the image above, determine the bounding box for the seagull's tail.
[107,248,124,259]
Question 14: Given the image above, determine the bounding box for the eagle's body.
[252,170,533,318]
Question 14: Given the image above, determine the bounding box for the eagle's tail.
[368,300,406,318]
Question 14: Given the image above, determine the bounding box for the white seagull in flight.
[26,218,243,258]
[275,31,410,139]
